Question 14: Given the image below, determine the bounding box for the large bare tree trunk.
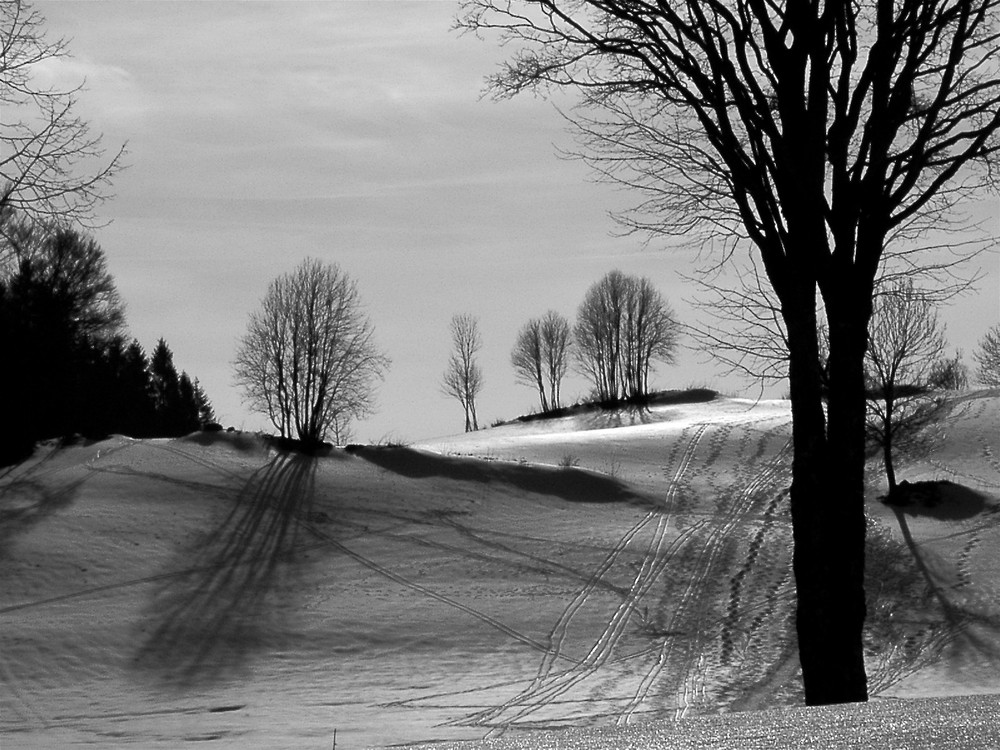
[785,289,869,705]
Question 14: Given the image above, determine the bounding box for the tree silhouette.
[540,310,571,410]
[512,317,549,412]
[0,214,213,463]
[1,0,126,228]
[119,340,155,437]
[862,282,947,493]
[974,325,1000,387]
[512,310,571,413]
[574,271,678,402]
[0,220,127,456]
[459,0,1000,704]
[442,314,483,432]
[233,259,389,446]
[192,378,216,428]
[150,338,183,435]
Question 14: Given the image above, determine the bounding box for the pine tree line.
[1,208,215,464]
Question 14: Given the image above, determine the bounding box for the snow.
[1,394,998,748]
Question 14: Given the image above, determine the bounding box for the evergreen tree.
[120,340,155,437]
[0,211,215,463]
[149,338,182,435]
[193,379,216,428]
[177,372,201,435]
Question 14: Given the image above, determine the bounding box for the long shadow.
[0,448,87,554]
[580,404,662,431]
[134,450,318,687]
[347,445,638,504]
[890,482,1000,676]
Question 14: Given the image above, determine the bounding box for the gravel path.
[411,693,1000,749]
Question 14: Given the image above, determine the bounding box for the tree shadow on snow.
[0,448,87,554]
[889,484,1000,683]
[580,404,664,430]
[133,450,319,688]
[347,445,639,504]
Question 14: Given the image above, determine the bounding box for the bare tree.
[442,313,483,432]
[511,317,548,412]
[575,270,678,401]
[974,324,1000,386]
[863,282,946,493]
[512,309,571,413]
[574,270,627,402]
[623,275,679,399]
[928,350,969,392]
[460,0,1000,705]
[233,259,389,446]
[0,0,126,229]
[540,309,571,410]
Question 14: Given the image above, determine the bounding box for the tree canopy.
[233,259,389,446]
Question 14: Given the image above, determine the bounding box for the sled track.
[719,439,793,664]
[297,518,560,661]
[627,429,792,721]
[461,520,709,735]
[646,435,793,721]
[461,422,800,733]
[449,425,712,735]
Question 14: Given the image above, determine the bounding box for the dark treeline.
[1,207,214,465]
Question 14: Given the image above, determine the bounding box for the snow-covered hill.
[1,394,998,748]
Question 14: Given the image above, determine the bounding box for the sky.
[30,0,1000,443]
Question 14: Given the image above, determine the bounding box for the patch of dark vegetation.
[511,387,718,424]
[346,444,640,504]
[182,429,265,453]
[260,434,334,456]
[883,479,995,521]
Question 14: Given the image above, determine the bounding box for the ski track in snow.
[4,394,1000,747]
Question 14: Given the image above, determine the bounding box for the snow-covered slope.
[1,394,998,748]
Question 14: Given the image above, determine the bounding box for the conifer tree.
[192,379,216,428]
[120,340,155,437]
[177,372,201,435]
[149,338,182,435]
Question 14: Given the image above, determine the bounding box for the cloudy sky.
[33,1,998,442]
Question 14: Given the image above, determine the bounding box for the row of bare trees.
[442,271,680,432]
[515,271,680,413]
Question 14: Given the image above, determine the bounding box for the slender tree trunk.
[538,384,549,413]
[786,291,869,706]
[883,426,897,492]
[881,394,897,492]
